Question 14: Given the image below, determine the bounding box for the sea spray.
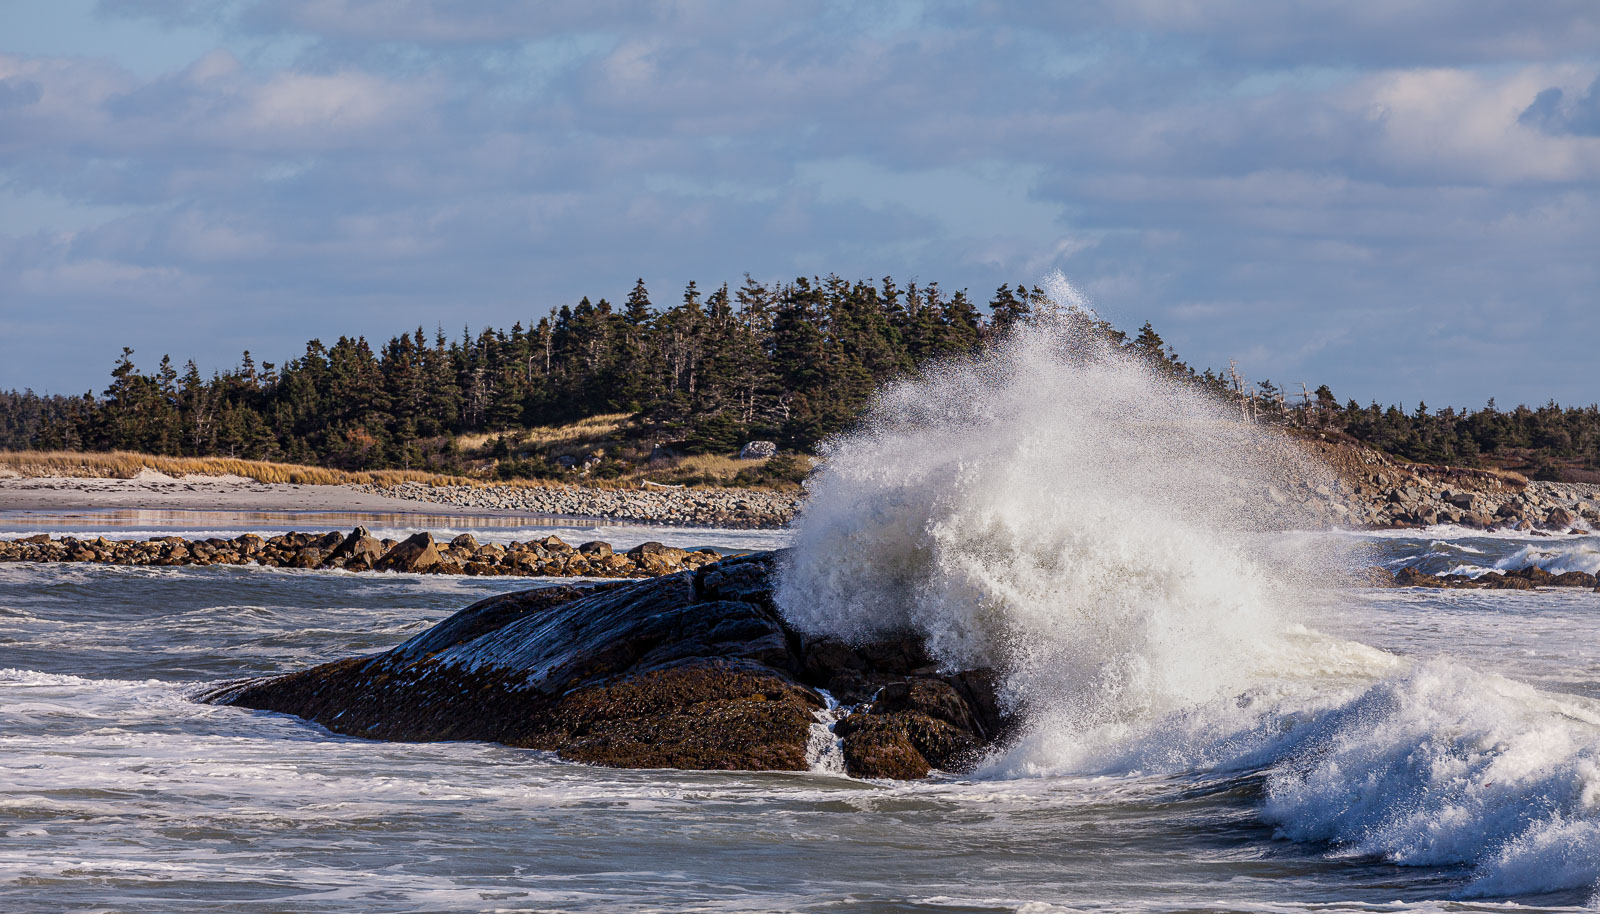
[776,272,1335,731]
[775,272,1600,898]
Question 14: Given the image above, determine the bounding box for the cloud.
[1520,74,1600,136]
[0,1,1596,410]
[0,76,42,108]
[989,1,1600,67]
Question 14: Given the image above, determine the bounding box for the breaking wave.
[775,272,1600,900]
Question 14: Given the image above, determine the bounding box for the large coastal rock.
[203,551,1010,779]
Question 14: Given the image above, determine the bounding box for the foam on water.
[775,273,1600,900]
[1493,540,1600,576]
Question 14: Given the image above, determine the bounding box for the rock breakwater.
[0,528,724,578]
[353,481,799,528]
[204,551,1009,779]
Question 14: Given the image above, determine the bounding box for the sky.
[0,1,1596,408]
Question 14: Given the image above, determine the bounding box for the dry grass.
[0,449,784,492]
[656,454,764,483]
[0,451,475,487]
[457,413,634,455]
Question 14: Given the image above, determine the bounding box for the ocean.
[0,514,1597,912]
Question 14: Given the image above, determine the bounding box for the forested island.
[3,274,1598,484]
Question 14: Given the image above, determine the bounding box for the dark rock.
[1545,507,1576,529]
[538,535,573,554]
[204,551,1007,779]
[578,540,613,557]
[1478,573,1536,590]
[450,533,481,552]
[1395,566,1447,587]
[374,532,442,573]
[835,707,978,779]
[629,541,672,556]
[291,546,331,568]
[1513,565,1556,586]
[325,527,384,569]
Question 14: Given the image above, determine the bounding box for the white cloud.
[0,1,1595,408]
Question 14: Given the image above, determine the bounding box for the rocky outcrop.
[202,551,1010,779]
[0,529,726,579]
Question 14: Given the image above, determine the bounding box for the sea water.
[0,535,1596,912]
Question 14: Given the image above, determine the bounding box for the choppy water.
[0,519,1597,912]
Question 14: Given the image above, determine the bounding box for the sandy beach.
[0,469,528,517]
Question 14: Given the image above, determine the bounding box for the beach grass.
[456,413,634,455]
[0,450,477,487]
[0,448,791,491]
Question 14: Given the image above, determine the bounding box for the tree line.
[2,274,1597,481]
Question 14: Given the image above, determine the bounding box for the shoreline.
[0,471,799,529]
[5,435,1600,537]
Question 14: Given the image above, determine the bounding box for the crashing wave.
[776,272,1600,899]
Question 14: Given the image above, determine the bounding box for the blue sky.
[1,1,1597,407]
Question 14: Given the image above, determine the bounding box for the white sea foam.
[778,272,1330,729]
[775,272,1600,898]
[1266,661,1600,897]
[1494,541,1600,576]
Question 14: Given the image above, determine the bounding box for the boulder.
[739,441,778,460]
[204,551,1008,779]
[538,535,573,554]
[1545,507,1576,529]
[1394,566,1447,587]
[373,532,443,573]
[325,526,385,569]
[628,541,690,574]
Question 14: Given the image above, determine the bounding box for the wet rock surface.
[1390,565,1600,591]
[201,551,1011,779]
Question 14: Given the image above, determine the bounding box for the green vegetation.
[2,275,1597,484]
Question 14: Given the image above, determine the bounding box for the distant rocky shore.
[354,481,799,528]
[0,528,724,578]
[355,442,1600,534]
[1283,438,1600,532]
